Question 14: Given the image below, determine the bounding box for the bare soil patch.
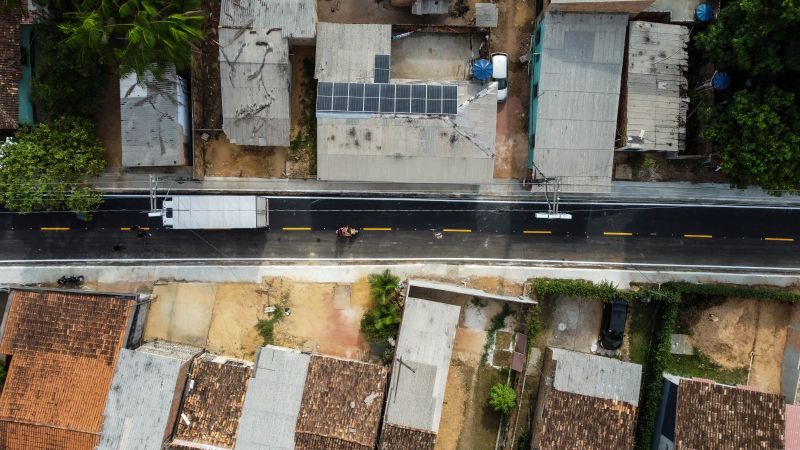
[287,46,317,177]
[687,298,790,393]
[203,135,286,177]
[205,283,264,360]
[95,69,123,169]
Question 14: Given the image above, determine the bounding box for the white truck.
[162,196,269,229]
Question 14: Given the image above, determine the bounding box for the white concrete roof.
[532,12,627,193]
[624,21,689,152]
[384,297,461,433]
[315,23,392,82]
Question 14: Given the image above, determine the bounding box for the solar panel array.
[374,55,390,84]
[316,82,459,115]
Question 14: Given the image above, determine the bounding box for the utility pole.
[148,175,163,217]
[533,172,572,220]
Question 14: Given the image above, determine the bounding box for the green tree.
[360,269,403,345]
[695,0,800,76]
[488,383,516,414]
[0,116,106,214]
[700,86,800,191]
[57,0,205,77]
[32,21,109,118]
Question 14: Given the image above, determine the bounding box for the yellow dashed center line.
[443,228,472,233]
[764,237,795,242]
[41,227,70,231]
[684,234,713,239]
[523,230,552,234]
[282,227,312,231]
[363,227,392,231]
[603,231,633,237]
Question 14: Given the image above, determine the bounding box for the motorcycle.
[336,226,360,238]
[57,275,85,286]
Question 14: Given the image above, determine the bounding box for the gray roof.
[548,347,642,406]
[644,0,702,23]
[316,82,497,184]
[475,3,498,27]
[624,21,689,152]
[219,0,316,41]
[119,65,189,167]
[412,0,450,15]
[235,346,311,450]
[385,297,461,433]
[98,342,201,450]
[218,27,290,147]
[315,23,392,82]
[532,12,627,193]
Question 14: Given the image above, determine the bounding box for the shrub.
[488,383,516,414]
[361,269,402,345]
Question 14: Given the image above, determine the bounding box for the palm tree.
[368,269,400,306]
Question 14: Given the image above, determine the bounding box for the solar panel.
[443,85,457,101]
[317,83,458,116]
[318,82,333,96]
[375,54,390,70]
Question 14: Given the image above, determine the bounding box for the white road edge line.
[2,257,800,272]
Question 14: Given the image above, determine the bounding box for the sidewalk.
[94,172,800,205]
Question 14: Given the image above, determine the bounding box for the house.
[380,296,461,449]
[534,0,654,21]
[97,341,202,450]
[528,12,628,193]
[782,304,800,404]
[0,288,145,449]
[218,0,316,147]
[653,376,786,450]
[170,353,254,449]
[314,22,497,185]
[235,345,389,450]
[119,65,191,166]
[532,347,643,449]
[619,21,689,152]
[0,6,33,132]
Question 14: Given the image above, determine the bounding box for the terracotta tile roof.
[675,379,786,450]
[173,354,253,449]
[0,7,22,130]
[379,424,436,450]
[295,355,389,450]
[0,289,137,450]
[537,389,637,450]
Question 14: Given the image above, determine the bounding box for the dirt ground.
[144,283,218,348]
[203,135,286,177]
[689,298,791,393]
[491,0,535,180]
[318,0,476,25]
[95,69,123,169]
[541,297,603,354]
[613,152,728,183]
[287,46,317,178]
[391,32,481,80]
[205,283,265,359]
[272,277,372,360]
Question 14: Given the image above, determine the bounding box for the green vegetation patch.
[666,350,748,386]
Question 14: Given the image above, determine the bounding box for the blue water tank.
[711,71,731,91]
[696,2,714,23]
[472,59,493,81]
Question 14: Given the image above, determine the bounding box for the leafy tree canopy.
[32,21,108,117]
[0,116,106,214]
[39,0,205,77]
[361,269,403,345]
[695,0,800,76]
[700,86,800,191]
[488,383,516,415]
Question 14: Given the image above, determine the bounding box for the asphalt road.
[1,196,799,270]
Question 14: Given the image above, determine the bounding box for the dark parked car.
[599,300,628,350]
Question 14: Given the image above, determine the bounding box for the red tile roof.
[0,7,22,130]
[379,424,436,450]
[0,289,137,450]
[675,379,786,450]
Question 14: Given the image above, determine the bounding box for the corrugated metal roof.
[548,347,642,406]
[98,343,201,450]
[165,195,264,229]
[384,297,460,433]
[119,65,189,167]
[625,21,688,152]
[315,23,392,82]
[219,29,290,147]
[235,346,310,450]
[532,12,627,193]
[219,0,316,40]
[412,0,450,15]
[316,82,496,184]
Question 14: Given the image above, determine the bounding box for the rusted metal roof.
[0,7,22,130]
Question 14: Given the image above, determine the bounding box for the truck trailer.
[162,196,269,229]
